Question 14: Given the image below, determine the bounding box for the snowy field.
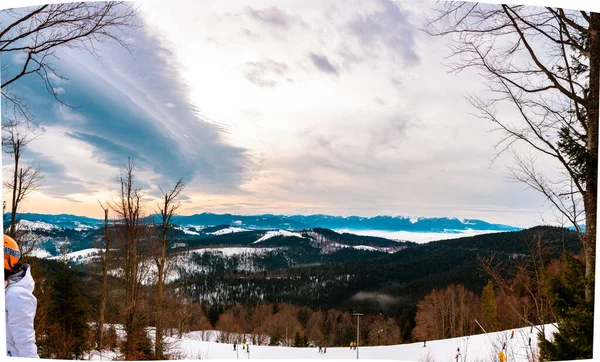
[87,324,557,361]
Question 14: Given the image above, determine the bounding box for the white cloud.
[128,0,561,227]
[2,0,567,227]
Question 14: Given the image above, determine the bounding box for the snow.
[210,227,249,235]
[28,248,52,258]
[74,221,95,231]
[48,248,103,263]
[86,323,557,361]
[253,230,305,244]
[409,216,421,224]
[334,229,504,244]
[186,247,278,257]
[175,226,201,236]
[352,245,384,252]
[16,219,58,231]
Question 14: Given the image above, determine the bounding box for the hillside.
[173,226,580,313]
[87,323,557,361]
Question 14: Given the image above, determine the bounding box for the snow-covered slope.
[87,324,557,361]
[49,248,104,264]
[253,230,305,244]
[209,227,249,235]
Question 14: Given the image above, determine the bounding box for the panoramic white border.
[0,0,598,361]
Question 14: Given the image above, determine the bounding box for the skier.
[324,346,327,353]
[246,344,250,353]
[4,234,39,358]
[350,341,353,349]
[318,345,322,353]
[528,337,532,347]
[511,331,514,339]
[242,342,246,350]
[233,343,236,351]
[502,342,507,351]
[423,338,427,347]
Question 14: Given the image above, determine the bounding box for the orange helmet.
[4,234,21,271]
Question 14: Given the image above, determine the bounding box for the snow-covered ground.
[185,247,278,257]
[87,324,557,361]
[48,248,104,264]
[28,247,53,258]
[334,229,505,244]
[175,226,202,236]
[210,227,250,235]
[16,219,58,231]
[254,230,306,244]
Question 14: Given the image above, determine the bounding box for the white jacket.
[5,264,39,358]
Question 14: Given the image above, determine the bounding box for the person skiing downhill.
[4,234,39,358]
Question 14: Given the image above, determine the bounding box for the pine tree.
[539,252,593,360]
[44,262,90,359]
[480,280,499,332]
[302,333,309,347]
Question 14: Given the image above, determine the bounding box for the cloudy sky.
[1,0,579,227]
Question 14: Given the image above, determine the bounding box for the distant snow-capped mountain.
[5,212,521,233]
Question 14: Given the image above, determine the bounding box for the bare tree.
[2,119,43,239]
[109,158,149,360]
[95,200,111,348]
[0,2,138,122]
[153,178,185,359]
[477,231,560,336]
[427,4,598,301]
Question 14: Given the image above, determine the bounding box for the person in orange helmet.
[4,234,39,358]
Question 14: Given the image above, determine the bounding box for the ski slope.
[254,230,305,244]
[88,324,557,361]
[210,227,249,235]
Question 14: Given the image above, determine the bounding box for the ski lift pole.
[353,312,364,360]
[474,319,488,335]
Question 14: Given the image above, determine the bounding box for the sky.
[0,0,587,228]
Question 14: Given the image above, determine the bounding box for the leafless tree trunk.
[478,232,558,334]
[153,178,185,359]
[427,4,598,301]
[2,119,42,239]
[96,201,111,348]
[109,158,147,360]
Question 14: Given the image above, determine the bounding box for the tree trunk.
[155,251,165,359]
[585,12,599,301]
[98,208,110,347]
[9,143,19,238]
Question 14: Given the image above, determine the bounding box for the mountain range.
[5,212,520,233]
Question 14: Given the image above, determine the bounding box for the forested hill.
[315,226,581,311]
[174,225,580,315]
